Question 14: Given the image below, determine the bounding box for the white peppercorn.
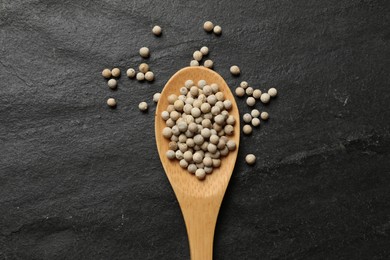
[102,68,111,78]
[139,47,150,58]
[174,100,184,112]
[191,107,201,118]
[204,60,213,69]
[246,97,256,106]
[190,86,199,97]
[202,85,212,96]
[152,25,162,36]
[139,63,149,74]
[213,25,222,35]
[163,127,172,139]
[268,88,278,97]
[188,164,197,173]
[177,122,188,132]
[251,109,260,118]
[180,159,188,168]
[226,115,235,125]
[185,80,194,89]
[136,72,145,81]
[226,140,236,151]
[203,21,214,32]
[111,68,120,77]
[245,154,256,165]
[145,71,154,81]
[202,119,212,128]
[126,68,136,78]
[175,150,184,160]
[243,124,252,135]
[243,113,252,123]
[246,87,254,96]
[138,102,148,111]
[190,60,199,66]
[207,95,217,105]
[193,134,204,145]
[170,111,181,121]
[166,150,175,159]
[210,83,219,93]
[253,89,262,99]
[260,93,271,104]
[186,138,195,148]
[230,65,240,75]
[235,87,245,97]
[153,93,161,103]
[214,114,225,125]
[107,98,116,107]
[193,152,203,163]
[198,80,207,88]
[200,103,211,113]
[220,146,229,156]
[166,118,175,127]
[200,46,209,56]
[107,79,117,89]
[195,169,206,180]
[261,112,269,120]
[201,128,211,139]
[168,141,177,150]
[168,94,178,104]
[224,125,234,135]
[240,81,248,89]
[212,159,221,168]
[171,125,180,136]
[223,100,232,110]
[193,51,203,61]
[204,167,213,174]
[183,151,193,162]
[252,117,260,127]
[166,104,175,112]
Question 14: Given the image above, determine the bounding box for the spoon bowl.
[155,66,240,260]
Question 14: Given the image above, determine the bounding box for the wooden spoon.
[155,66,240,260]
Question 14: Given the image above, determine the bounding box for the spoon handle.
[178,194,223,260]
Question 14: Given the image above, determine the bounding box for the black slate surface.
[1,0,390,259]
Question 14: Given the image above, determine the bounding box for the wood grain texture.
[155,67,240,260]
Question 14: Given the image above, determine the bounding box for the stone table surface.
[1,0,390,259]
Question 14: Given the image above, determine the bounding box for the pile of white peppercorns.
[100,21,281,167]
[190,46,213,69]
[161,79,237,180]
[234,81,277,137]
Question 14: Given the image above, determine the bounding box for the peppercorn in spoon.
[155,66,240,260]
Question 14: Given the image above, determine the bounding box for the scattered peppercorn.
[190,60,199,66]
[111,68,121,77]
[145,71,154,81]
[204,60,214,69]
[203,21,214,32]
[139,63,149,74]
[107,98,116,107]
[139,47,150,58]
[260,112,269,120]
[260,93,271,104]
[126,68,136,78]
[138,101,148,111]
[213,25,222,35]
[107,79,117,89]
[152,25,162,36]
[245,154,256,165]
[230,65,240,76]
[102,69,111,79]
[268,88,278,97]
[136,72,145,81]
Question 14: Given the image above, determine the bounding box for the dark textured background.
[1,0,390,259]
